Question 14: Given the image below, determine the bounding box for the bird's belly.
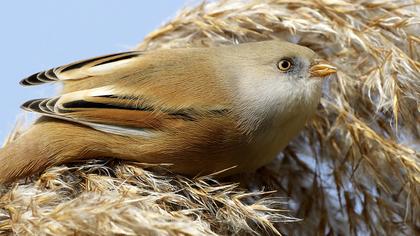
[107,115,309,176]
[238,115,308,172]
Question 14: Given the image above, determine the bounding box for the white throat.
[232,74,322,168]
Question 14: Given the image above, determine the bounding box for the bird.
[0,40,336,184]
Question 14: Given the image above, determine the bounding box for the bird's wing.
[20,49,231,137]
[20,51,142,86]
[21,86,229,137]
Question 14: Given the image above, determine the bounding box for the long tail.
[0,118,108,184]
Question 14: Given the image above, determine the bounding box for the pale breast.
[240,113,310,171]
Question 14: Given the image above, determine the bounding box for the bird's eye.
[277,59,293,72]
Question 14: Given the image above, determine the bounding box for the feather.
[21,86,229,136]
[20,51,142,86]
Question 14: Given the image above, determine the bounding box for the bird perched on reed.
[0,40,336,183]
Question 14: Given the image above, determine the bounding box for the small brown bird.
[0,40,336,183]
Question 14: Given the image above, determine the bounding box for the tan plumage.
[0,40,336,183]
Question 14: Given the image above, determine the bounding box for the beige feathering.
[0,40,335,183]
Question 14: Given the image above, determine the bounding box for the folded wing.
[20,51,142,86]
[20,48,231,137]
[21,85,228,137]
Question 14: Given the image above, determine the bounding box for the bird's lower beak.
[310,59,337,78]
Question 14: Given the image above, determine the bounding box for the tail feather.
[0,129,51,184]
[0,118,107,184]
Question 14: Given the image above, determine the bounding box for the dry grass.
[0,162,296,235]
[1,0,419,235]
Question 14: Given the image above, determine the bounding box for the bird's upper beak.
[310,59,337,78]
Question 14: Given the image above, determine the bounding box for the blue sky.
[0,1,188,141]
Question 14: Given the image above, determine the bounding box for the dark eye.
[277,59,293,72]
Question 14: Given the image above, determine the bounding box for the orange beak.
[310,59,337,78]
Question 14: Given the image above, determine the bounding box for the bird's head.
[215,40,336,128]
